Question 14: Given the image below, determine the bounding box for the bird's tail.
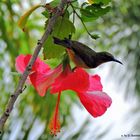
[53,37,72,49]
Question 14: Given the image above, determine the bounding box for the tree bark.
[0,0,68,133]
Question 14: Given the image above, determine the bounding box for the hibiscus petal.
[15,54,28,73]
[15,54,52,96]
[88,75,103,91]
[77,91,112,117]
[30,65,63,96]
[15,54,50,73]
[51,68,89,93]
[32,57,50,73]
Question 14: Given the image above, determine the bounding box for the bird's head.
[96,52,123,66]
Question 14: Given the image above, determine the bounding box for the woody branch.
[0,0,69,133]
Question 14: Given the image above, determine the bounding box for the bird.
[53,37,122,69]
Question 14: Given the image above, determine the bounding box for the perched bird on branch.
[53,37,122,68]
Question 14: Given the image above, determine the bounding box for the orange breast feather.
[66,49,89,68]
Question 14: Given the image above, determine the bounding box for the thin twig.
[0,0,68,134]
[70,3,92,37]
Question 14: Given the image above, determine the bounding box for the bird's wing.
[71,41,97,68]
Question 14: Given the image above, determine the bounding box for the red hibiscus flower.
[50,65,112,117]
[15,54,63,96]
[15,54,112,136]
[48,65,112,135]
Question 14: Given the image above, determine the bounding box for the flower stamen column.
[49,92,61,136]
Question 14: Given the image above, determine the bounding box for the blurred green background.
[0,0,140,140]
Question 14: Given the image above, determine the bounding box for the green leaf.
[62,53,70,70]
[43,17,75,59]
[63,10,70,18]
[80,4,111,22]
[94,0,111,5]
[80,8,97,22]
[43,36,65,59]
[49,0,60,7]
[42,10,50,18]
[18,4,42,31]
[90,33,100,39]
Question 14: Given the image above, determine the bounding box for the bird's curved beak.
[113,58,123,65]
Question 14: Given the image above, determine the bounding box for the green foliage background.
[0,0,140,140]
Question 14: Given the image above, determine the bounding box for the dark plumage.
[53,37,122,68]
